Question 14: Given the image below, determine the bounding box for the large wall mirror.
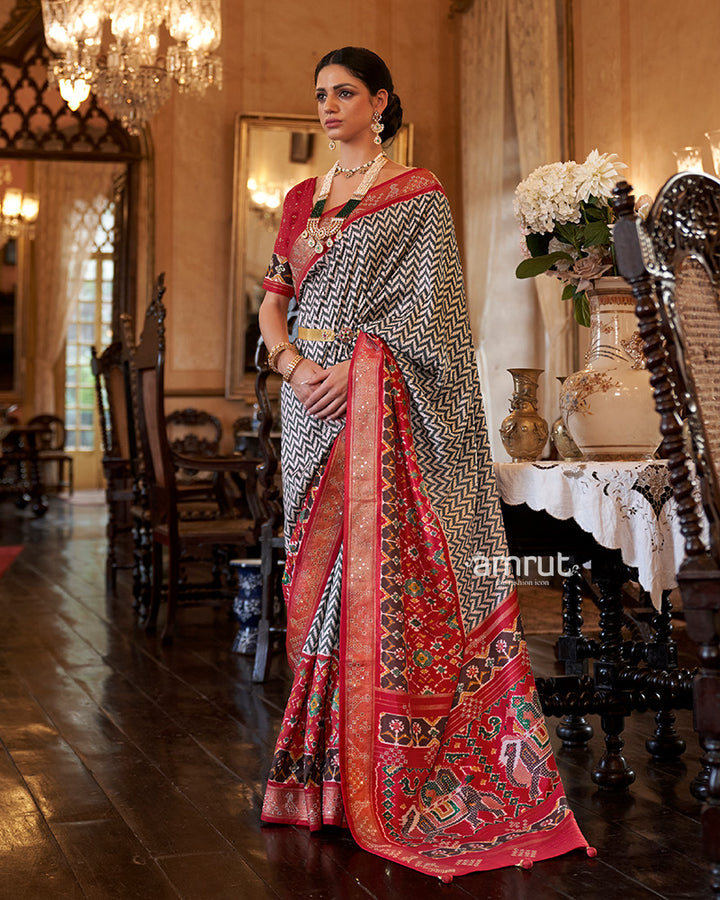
[226,113,413,399]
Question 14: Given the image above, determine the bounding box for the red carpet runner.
[0,546,23,580]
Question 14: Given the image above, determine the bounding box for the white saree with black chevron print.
[259,169,588,878]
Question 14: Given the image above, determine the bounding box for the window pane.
[65,429,77,449]
[81,259,96,280]
[79,301,95,322]
[65,200,115,461]
[79,430,94,450]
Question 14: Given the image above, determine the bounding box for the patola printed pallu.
[260,169,588,877]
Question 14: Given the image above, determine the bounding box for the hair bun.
[382,92,403,141]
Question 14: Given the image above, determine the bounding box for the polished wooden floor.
[0,495,711,899]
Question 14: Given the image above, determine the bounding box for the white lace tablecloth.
[494,460,693,609]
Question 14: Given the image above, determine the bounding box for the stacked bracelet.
[282,354,304,383]
[267,340,296,373]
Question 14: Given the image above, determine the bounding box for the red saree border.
[284,432,345,672]
[339,332,385,841]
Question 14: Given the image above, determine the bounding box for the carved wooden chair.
[26,413,73,495]
[252,338,286,682]
[614,175,720,896]
[166,408,225,505]
[134,274,261,643]
[91,340,135,594]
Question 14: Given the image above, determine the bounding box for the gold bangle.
[282,353,304,383]
[267,341,295,372]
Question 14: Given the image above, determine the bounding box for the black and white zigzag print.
[279,188,513,640]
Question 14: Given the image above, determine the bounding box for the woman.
[259,47,588,879]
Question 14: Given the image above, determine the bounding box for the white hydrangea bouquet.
[513,149,630,326]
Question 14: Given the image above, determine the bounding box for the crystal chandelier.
[40,1,223,133]
[0,166,40,245]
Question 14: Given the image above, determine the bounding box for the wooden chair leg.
[162,543,180,645]
[145,540,163,633]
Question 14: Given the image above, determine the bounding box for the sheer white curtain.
[460,0,571,456]
[33,161,119,414]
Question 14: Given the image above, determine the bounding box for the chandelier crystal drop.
[40,0,223,133]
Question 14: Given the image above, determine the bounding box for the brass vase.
[499,368,549,462]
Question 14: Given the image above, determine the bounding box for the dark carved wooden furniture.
[26,414,73,496]
[167,408,222,458]
[133,274,261,643]
[613,174,720,896]
[91,341,135,594]
[0,423,52,516]
[501,499,692,791]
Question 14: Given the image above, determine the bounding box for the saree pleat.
[260,169,587,876]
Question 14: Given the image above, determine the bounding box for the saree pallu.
[260,170,587,876]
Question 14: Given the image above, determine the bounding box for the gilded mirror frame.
[226,113,413,400]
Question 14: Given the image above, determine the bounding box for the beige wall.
[152,0,462,439]
[573,0,720,198]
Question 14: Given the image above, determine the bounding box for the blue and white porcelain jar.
[230,559,263,654]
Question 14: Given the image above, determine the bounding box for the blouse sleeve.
[261,179,312,298]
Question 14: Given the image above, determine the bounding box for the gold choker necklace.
[335,156,378,178]
[302,153,387,252]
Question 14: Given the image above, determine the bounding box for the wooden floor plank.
[0,497,714,899]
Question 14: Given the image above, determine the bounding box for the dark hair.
[314,46,403,142]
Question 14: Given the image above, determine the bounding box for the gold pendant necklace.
[335,156,378,178]
[302,153,387,252]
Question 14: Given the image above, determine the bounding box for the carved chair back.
[26,414,65,452]
[614,175,720,562]
[91,341,134,462]
[133,274,179,536]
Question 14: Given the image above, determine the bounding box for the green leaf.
[561,283,575,300]
[554,222,581,248]
[525,232,551,257]
[583,220,611,246]
[516,251,573,279]
[573,293,591,327]
[583,205,606,222]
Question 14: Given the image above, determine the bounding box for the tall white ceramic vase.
[559,277,661,460]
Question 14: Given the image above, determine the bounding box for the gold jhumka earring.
[371,111,384,145]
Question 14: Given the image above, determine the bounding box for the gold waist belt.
[297,326,357,344]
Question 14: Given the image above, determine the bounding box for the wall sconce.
[247,177,289,231]
[672,146,704,173]
[0,165,40,245]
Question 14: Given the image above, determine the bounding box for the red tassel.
[586,846,598,858]
[440,874,453,884]
[516,859,533,870]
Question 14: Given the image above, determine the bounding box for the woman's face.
[315,64,387,146]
